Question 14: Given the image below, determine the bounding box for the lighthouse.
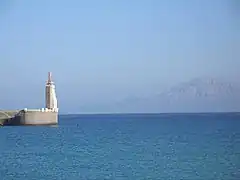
[0,72,59,126]
[45,72,58,112]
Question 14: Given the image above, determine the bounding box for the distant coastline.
[59,111,240,116]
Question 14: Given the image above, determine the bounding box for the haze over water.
[0,113,239,179]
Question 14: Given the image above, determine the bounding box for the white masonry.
[45,72,58,112]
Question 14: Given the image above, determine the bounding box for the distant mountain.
[113,78,240,113]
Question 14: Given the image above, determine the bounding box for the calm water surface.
[0,113,239,180]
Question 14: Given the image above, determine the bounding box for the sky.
[0,0,239,113]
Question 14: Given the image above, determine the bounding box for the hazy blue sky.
[0,0,239,113]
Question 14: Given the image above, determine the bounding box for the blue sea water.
[0,113,239,180]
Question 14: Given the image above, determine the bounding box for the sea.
[0,113,239,180]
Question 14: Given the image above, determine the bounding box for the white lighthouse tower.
[45,72,58,112]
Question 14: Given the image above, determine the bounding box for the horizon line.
[59,111,240,116]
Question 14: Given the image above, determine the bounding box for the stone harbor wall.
[1,109,58,126]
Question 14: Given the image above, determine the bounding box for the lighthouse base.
[2,109,58,126]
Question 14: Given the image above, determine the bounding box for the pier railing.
[21,108,59,113]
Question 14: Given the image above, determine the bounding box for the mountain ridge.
[113,77,240,113]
